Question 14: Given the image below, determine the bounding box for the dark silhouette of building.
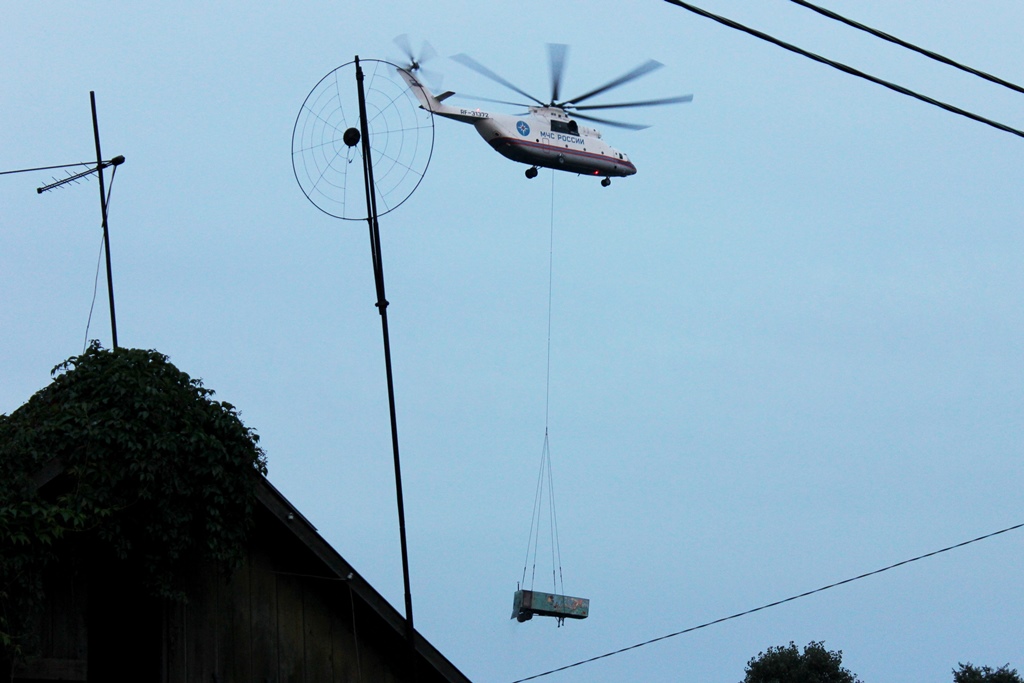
[15,461,471,683]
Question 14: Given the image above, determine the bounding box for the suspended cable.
[510,520,1024,682]
[347,583,364,683]
[546,431,564,599]
[662,0,1024,140]
[786,0,1024,96]
[544,169,556,428]
[520,170,565,600]
[0,161,94,177]
[522,431,547,589]
[83,233,105,353]
[82,164,117,352]
[543,170,563,600]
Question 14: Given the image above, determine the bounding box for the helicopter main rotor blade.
[451,53,546,107]
[572,94,694,111]
[548,43,569,103]
[562,59,664,106]
[572,111,651,131]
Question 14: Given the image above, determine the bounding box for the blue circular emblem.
[516,120,530,136]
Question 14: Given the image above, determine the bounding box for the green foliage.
[743,640,863,683]
[0,342,267,656]
[953,663,1023,683]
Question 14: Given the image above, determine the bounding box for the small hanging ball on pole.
[292,58,434,220]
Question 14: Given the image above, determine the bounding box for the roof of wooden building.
[21,460,473,683]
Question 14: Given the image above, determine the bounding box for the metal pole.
[354,57,417,657]
[90,91,118,349]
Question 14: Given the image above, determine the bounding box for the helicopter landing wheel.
[601,177,611,187]
[525,166,539,179]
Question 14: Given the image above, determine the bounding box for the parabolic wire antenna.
[291,58,434,220]
[291,56,434,671]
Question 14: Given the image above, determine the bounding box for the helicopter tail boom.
[397,67,490,124]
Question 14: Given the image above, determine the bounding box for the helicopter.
[395,42,692,187]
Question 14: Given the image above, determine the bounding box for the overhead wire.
[0,161,94,177]
[786,0,1024,96]
[497,0,1024,675]
[661,0,1024,140]
[510,520,1024,682]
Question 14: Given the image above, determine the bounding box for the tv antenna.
[291,55,434,660]
[1,91,125,349]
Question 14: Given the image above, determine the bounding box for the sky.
[2,2,1023,681]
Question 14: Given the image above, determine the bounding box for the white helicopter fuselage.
[472,107,637,178]
[399,68,637,179]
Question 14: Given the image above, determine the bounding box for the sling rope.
[520,170,565,602]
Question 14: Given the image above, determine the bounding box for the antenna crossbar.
[36,155,124,194]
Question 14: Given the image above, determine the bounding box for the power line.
[787,0,1024,96]
[661,0,1024,140]
[510,521,1024,682]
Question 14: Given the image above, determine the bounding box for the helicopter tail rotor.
[394,35,443,88]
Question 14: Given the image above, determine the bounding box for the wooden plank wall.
[163,531,408,683]
[12,547,89,681]
[12,512,445,682]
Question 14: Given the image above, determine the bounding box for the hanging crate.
[512,589,589,623]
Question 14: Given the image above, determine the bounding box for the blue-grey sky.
[3,2,1022,681]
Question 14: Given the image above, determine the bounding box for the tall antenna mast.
[2,91,126,350]
[90,91,119,349]
[292,55,435,674]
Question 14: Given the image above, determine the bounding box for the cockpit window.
[551,119,580,136]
